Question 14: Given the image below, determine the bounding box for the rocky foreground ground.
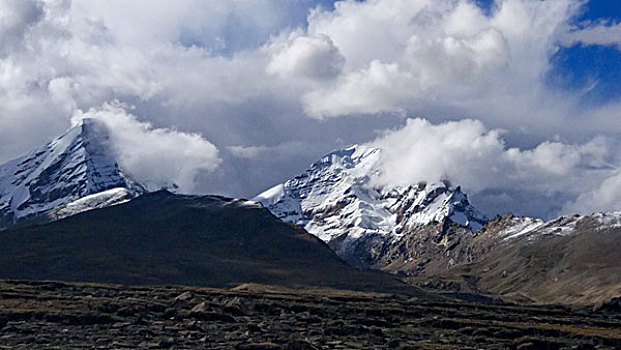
[0,280,620,349]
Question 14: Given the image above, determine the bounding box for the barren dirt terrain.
[1,280,620,349]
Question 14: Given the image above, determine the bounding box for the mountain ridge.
[255,144,621,305]
[0,190,414,294]
[0,118,144,228]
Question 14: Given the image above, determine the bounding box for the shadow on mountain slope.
[0,191,413,295]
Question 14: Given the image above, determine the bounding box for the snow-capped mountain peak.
[254,144,487,263]
[0,118,144,227]
[386,181,487,232]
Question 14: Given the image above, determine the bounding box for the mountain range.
[255,145,621,305]
[1,122,620,305]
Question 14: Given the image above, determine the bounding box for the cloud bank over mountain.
[71,103,221,192]
[0,0,619,218]
[367,118,617,218]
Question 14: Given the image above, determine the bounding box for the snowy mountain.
[254,144,621,304]
[254,145,488,266]
[0,118,144,228]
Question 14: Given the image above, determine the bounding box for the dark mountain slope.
[0,191,411,293]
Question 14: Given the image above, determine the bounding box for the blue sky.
[575,0,621,21]
[550,0,621,105]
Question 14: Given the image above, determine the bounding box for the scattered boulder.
[516,340,561,350]
[190,301,208,313]
[223,297,249,316]
[0,280,619,349]
[138,338,174,349]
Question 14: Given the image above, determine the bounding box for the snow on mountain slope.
[254,145,488,264]
[46,187,135,222]
[489,210,621,241]
[0,118,144,228]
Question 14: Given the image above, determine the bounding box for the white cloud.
[298,0,580,121]
[72,102,221,193]
[0,0,43,56]
[369,118,617,218]
[561,21,621,50]
[267,33,344,81]
[566,171,621,214]
[69,0,308,51]
[303,60,411,117]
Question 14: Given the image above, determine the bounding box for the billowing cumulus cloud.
[298,0,578,124]
[267,33,344,81]
[0,0,620,219]
[368,118,617,218]
[565,171,621,215]
[72,103,221,193]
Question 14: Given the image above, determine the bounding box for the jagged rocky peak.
[0,118,144,227]
[255,144,488,261]
[385,180,488,232]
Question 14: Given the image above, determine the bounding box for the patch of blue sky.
[548,45,621,105]
[548,0,621,105]
[472,0,495,16]
[573,0,621,24]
